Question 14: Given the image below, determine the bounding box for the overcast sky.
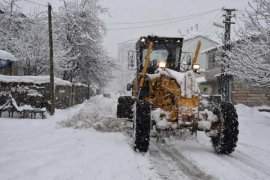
[2,0,251,58]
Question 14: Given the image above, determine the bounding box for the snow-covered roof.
[200,45,223,54]
[183,34,219,45]
[74,82,88,87]
[0,75,72,86]
[0,50,17,62]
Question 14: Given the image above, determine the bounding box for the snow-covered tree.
[0,1,49,75]
[0,0,29,56]
[222,0,270,87]
[54,0,115,86]
[19,13,49,75]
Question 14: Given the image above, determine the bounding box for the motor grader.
[117,36,239,154]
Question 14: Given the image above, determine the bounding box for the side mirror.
[127,83,132,91]
[128,50,136,70]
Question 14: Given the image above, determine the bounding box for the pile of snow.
[0,75,72,86]
[59,95,132,134]
[0,50,17,61]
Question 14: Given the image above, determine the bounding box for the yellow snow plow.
[117,36,239,154]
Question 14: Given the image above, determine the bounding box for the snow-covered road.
[0,99,157,180]
[1,95,270,180]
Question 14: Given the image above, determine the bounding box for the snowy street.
[1,95,270,180]
[1,0,270,179]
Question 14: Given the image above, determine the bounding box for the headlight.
[141,38,145,42]
[193,64,200,70]
[159,61,166,68]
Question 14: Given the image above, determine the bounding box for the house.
[117,39,137,93]
[0,50,21,76]
[182,34,219,71]
[202,46,270,106]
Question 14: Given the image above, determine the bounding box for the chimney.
[195,24,199,32]
[178,29,182,36]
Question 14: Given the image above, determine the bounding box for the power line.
[108,8,221,25]
[108,9,222,31]
[22,0,47,7]
[200,12,223,36]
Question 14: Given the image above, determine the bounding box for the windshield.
[142,49,168,64]
[142,47,182,71]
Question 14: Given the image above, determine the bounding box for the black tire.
[133,100,151,153]
[117,96,134,119]
[211,102,239,154]
[118,96,134,105]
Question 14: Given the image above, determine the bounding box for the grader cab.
[117,36,239,154]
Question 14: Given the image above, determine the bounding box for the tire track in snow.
[239,142,270,154]
[150,141,215,180]
[149,142,189,180]
[230,151,270,177]
[192,136,270,179]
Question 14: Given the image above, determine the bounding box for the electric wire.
[108,8,221,25]
[107,9,222,30]
[22,0,47,7]
[180,11,223,52]
[200,12,223,36]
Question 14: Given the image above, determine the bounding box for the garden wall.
[203,79,270,106]
[232,84,270,106]
[0,75,94,111]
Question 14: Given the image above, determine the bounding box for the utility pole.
[219,8,236,103]
[223,8,236,51]
[48,4,55,115]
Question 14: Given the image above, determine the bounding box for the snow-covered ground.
[0,96,157,180]
[0,95,270,180]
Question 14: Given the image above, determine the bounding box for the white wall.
[182,35,218,71]
[117,40,137,93]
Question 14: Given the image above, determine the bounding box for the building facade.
[117,39,137,93]
[202,47,270,106]
[182,35,219,71]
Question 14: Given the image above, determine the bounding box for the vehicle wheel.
[118,96,133,105]
[117,96,134,119]
[133,100,151,152]
[211,102,239,154]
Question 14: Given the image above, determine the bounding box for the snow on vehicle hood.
[147,68,200,97]
[147,68,187,85]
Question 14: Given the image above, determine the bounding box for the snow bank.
[59,95,132,134]
[0,50,17,61]
[0,75,72,86]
